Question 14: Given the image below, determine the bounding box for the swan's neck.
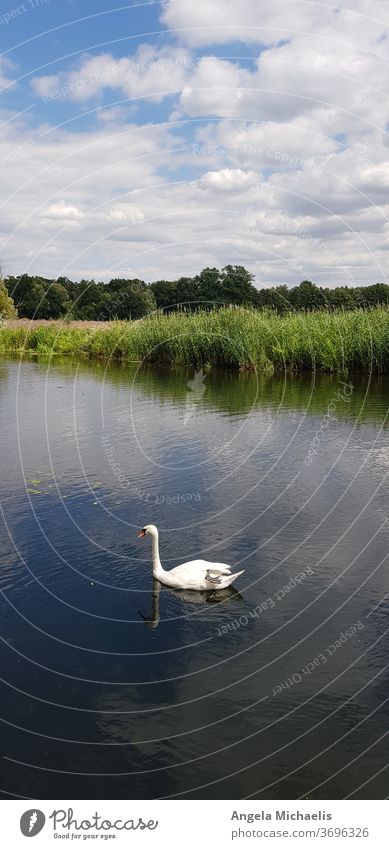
[150,531,165,579]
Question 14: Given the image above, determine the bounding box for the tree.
[272,285,291,312]
[326,286,356,310]
[38,283,71,319]
[363,284,389,306]
[220,265,256,305]
[0,279,17,318]
[4,268,389,319]
[150,280,179,310]
[107,279,156,318]
[254,284,291,312]
[9,275,47,318]
[289,280,325,310]
[72,280,109,320]
[175,276,200,307]
[195,267,222,303]
[56,276,79,303]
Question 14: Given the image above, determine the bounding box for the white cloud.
[104,205,145,223]
[2,0,389,288]
[1,109,389,287]
[199,168,258,192]
[0,57,18,91]
[96,107,130,123]
[44,201,85,220]
[31,46,192,104]
[176,42,388,131]
[180,56,249,117]
[31,74,59,98]
[162,0,387,48]
[192,117,338,174]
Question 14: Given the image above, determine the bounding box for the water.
[1,355,389,800]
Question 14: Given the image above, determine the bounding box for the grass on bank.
[0,307,388,372]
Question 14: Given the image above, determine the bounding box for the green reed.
[1,307,389,372]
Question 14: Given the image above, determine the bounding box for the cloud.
[44,201,85,220]
[31,74,59,99]
[96,107,130,123]
[199,168,259,192]
[192,118,338,173]
[180,56,250,117]
[160,0,389,134]
[31,46,192,104]
[0,57,18,91]
[161,0,387,48]
[1,108,388,287]
[2,1,389,288]
[104,205,145,223]
[176,42,388,131]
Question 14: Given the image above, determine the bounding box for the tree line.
[2,267,389,321]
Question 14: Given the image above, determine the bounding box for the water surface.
[1,356,389,799]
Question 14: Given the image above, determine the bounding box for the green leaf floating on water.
[27,488,43,494]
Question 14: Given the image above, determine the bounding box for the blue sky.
[2,2,163,121]
[1,0,389,285]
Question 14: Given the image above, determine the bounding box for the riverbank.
[1,307,389,372]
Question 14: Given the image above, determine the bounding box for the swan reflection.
[139,578,243,629]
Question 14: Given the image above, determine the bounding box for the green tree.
[272,284,291,312]
[175,276,200,307]
[326,286,356,310]
[56,276,78,303]
[0,279,17,318]
[290,280,325,310]
[195,267,222,303]
[254,284,291,312]
[8,275,47,318]
[363,283,389,306]
[39,282,72,319]
[150,280,179,310]
[107,279,156,318]
[72,280,109,320]
[220,265,256,305]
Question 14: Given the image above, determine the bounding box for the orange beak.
[138,529,146,538]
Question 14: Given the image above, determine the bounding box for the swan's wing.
[206,563,232,576]
[169,560,232,579]
[164,560,243,590]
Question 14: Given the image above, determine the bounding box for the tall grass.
[1,307,389,372]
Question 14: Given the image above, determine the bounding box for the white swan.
[138,524,245,591]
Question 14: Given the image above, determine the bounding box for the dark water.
[1,355,389,800]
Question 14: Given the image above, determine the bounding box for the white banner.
[1,800,388,848]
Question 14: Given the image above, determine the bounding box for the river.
[0,355,388,799]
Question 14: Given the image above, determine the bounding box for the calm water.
[1,355,389,800]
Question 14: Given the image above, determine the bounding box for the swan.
[138,524,245,591]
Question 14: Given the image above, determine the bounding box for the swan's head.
[138,524,158,539]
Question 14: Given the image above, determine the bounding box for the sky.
[1,0,389,287]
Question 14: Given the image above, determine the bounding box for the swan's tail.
[222,569,245,588]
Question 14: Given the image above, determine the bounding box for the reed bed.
[1,307,389,372]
